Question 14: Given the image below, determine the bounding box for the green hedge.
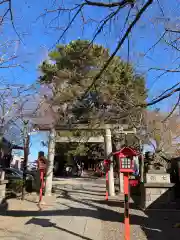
[7,179,23,193]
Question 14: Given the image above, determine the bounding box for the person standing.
[35,151,47,201]
[81,161,84,176]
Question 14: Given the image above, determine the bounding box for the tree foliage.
[39,39,146,126]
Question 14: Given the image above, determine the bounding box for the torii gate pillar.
[45,128,56,196]
[104,128,115,196]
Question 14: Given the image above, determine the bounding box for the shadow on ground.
[92,199,139,209]
[26,218,93,240]
[54,186,105,197]
[1,188,180,240]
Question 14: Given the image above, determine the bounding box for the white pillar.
[45,128,56,196]
[104,128,115,196]
[120,172,124,193]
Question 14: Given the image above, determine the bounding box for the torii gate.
[31,121,136,196]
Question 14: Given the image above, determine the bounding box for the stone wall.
[141,183,175,209]
[141,171,175,209]
[146,173,170,184]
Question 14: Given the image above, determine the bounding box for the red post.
[113,147,137,240]
[124,173,130,240]
[39,169,44,203]
[105,170,109,201]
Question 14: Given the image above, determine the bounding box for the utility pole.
[22,120,29,200]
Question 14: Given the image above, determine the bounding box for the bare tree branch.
[162,92,180,122]
[149,82,180,102]
[0,8,9,26]
[80,0,153,100]
[85,0,134,8]
[8,0,24,43]
[89,6,122,45]
[165,28,180,33]
[37,4,81,22]
[50,4,85,49]
[144,31,166,56]
[39,1,178,109]
[0,0,8,5]
[0,64,21,69]
[0,55,17,65]
[146,85,180,107]
[0,0,23,43]
[149,67,180,73]
[163,38,180,52]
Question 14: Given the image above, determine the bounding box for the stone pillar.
[120,172,124,193]
[45,128,56,196]
[141,169,174,209]
[0,180,8,204]
[0,170,5,181]
[140,154,144,183]
[104,128,115,196]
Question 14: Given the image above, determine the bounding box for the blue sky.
[12,131,49,163]
[1,0,178,108]
[29,131,49,162]
[1,0,179,159]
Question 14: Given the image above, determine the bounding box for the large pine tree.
[39,39,146,126]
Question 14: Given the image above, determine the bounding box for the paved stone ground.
[0,177,180,239]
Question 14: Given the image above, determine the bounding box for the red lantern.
[113,147,138,240]
[113,147,137,173]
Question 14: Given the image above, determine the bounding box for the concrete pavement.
[0,179,103,240]
[0,177,180,239]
